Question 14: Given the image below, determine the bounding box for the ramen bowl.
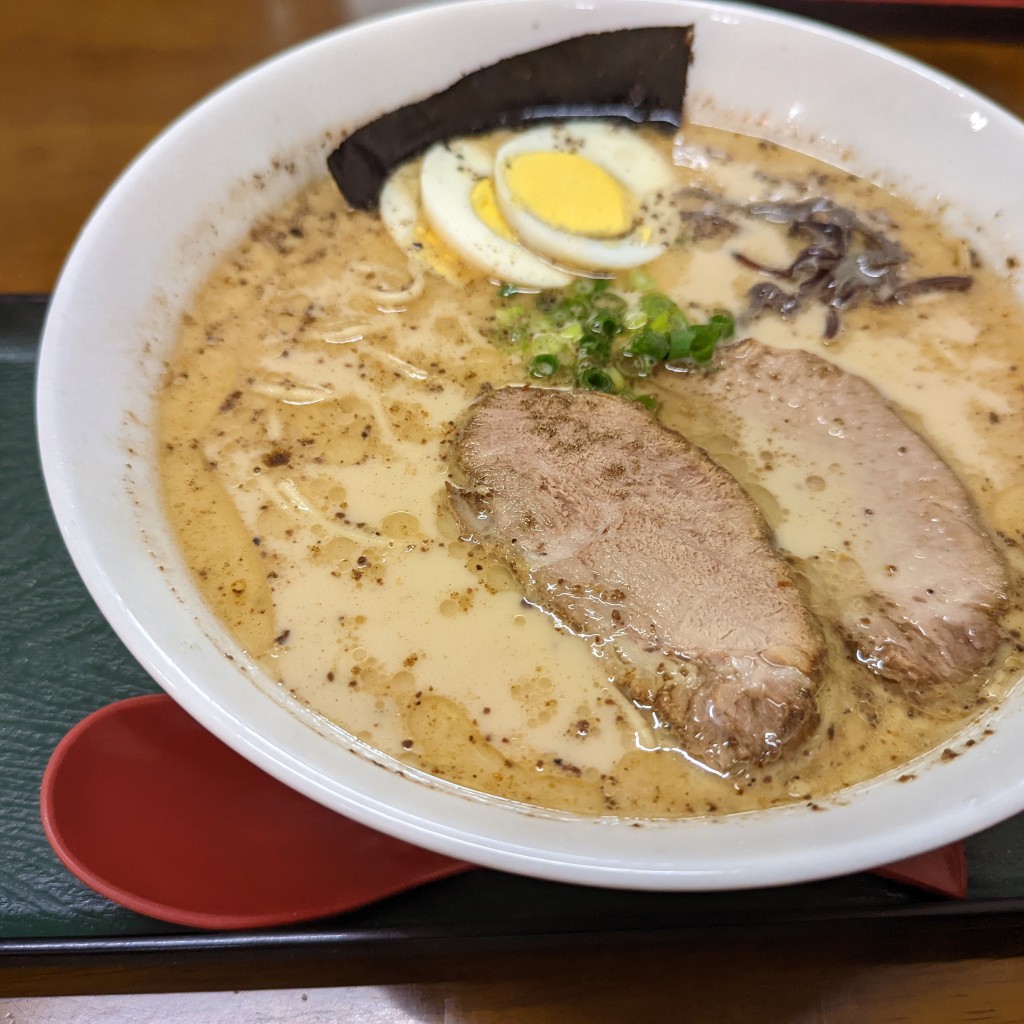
[37,0,1024,889]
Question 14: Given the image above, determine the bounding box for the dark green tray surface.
[4,294,1024,953]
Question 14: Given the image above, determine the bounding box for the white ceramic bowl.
[37,0,1024,890]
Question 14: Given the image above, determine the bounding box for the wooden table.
[4,1,1024,1018]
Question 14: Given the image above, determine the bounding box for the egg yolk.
[412,221,474,283]
[470,178,517,241]
[504,152,633,239]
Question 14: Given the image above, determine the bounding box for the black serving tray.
[5,294,1024,962]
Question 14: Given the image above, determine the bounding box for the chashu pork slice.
[655,339,1008,693]
[447,385,824,772]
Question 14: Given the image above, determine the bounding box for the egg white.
[419,139,573,288]
[379,159,475,284]
[379,160,422,255]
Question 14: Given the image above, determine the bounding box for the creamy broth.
[157,124,1024,817]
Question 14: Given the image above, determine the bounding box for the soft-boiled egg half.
[379,121,678,288]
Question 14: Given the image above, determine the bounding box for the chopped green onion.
[641,293,676,319]
[530,353,561,378]
[651,307,688,335]
[591,291,627,313]
[586,310,622,338]
[709,312,734,334]
[667,327,696,360]
[554,297,591,323]
[529,331,565,352]
[494,305,525,327]
[629,269,657,292]
[626,328,670,361]
[578,332,612,363]
[569,278,610,298]
[577,365,617,392]
[491,275,734,408]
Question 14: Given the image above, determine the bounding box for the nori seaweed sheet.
[328,26,695,210]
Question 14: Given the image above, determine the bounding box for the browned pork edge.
[446,385,824,773]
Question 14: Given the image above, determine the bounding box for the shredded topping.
[733,197,973,340]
